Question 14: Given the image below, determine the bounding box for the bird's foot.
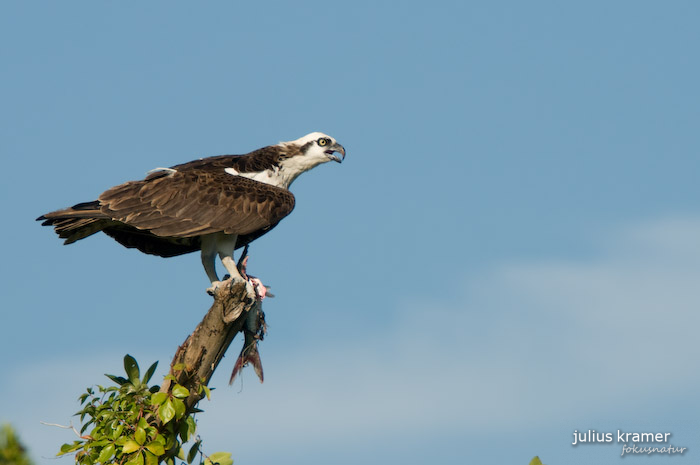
[206,275,247,296]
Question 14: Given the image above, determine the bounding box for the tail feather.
[38,201,114,244]
[39,201,201,257]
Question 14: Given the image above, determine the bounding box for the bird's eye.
[317,138,329,146]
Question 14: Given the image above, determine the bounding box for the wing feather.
[98,170,295,238]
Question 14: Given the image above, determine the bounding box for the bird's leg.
[206,234,270,299]
[201,234,222,295]
[217,234,245,285]
[202,233,246,295]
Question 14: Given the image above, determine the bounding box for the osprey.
[38,132,345,293]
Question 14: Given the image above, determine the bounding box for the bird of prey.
[38,132,345,293]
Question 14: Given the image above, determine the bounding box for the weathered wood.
[160,281,259,409]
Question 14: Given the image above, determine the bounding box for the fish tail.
[229,340,263,384]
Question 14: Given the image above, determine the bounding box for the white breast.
[224,166,289,189]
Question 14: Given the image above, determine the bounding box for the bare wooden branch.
[160,281,260,410]
[39,421,82,438]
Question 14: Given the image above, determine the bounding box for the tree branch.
[160,281,260,410]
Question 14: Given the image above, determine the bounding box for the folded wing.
[99,170,295,239]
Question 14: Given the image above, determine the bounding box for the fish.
[229,300,266,384]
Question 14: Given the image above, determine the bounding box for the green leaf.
[144,450,159,465]
[112,424,124,440]
[172,385,190,399]
[205,451,233,465]
[125,451,145,465]
[58,441,83,456]
[135,427,147,445]
[124,354,140,384]
[105,374,128,386]
[158,399,176,424]
[179,416,197,443]
[90,438,110,448]
[202,385,211,400]
[187,441,200,464]
[151,392,168,405]
[142,361,158,384]
[163,430,177,450]
[173,398,186,419]
[97,444,116,463]
[172,363,186,371]
[145,441,165,456]
[529,457,544,465]
[122,440,141,454]
[80,420,94,434]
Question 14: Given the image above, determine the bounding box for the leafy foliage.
[529,456,544,465]
[0,424,34,465]
[58,355,231,465]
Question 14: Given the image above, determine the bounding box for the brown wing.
[98,170,295,238]
[170,145,290,173]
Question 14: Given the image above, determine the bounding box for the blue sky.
[2,1,700,464]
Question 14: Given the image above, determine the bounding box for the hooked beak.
[325,143,346,163]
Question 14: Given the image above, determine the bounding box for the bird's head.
[290,132,346,164]
[274,132,345,188]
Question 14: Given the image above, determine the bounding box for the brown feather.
[98,170,295,239]
[39,144,299,257]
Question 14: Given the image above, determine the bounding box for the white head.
[258,132,345,189]
[286,132,346,164]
